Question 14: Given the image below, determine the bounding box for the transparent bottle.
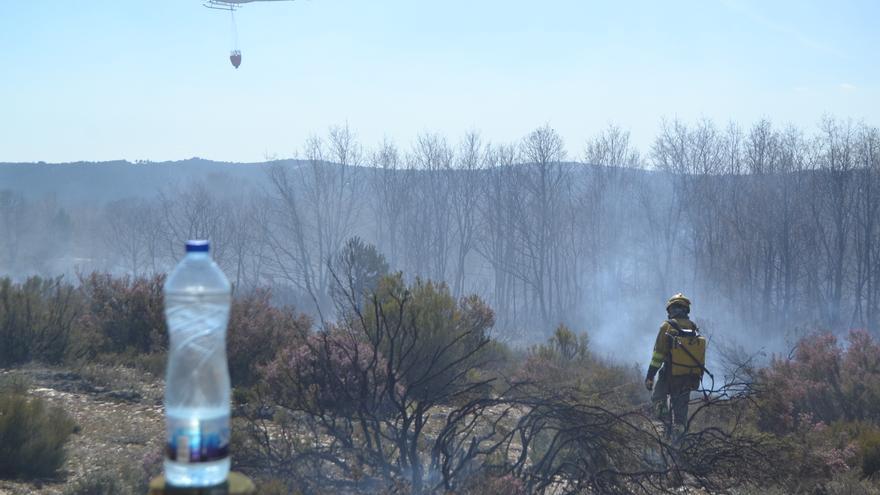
[163,240,232,487]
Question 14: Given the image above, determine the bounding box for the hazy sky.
[1,0,877,163]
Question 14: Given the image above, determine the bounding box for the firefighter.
[644,293,706,435]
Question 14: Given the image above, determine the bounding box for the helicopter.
[204,0,293,11]
[204,0,295,69]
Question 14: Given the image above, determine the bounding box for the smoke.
[3,117,876,370]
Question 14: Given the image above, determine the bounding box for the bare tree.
[450,131,486,297]
[158,180,233,268]
[406,133,454,282]
[265,124,363,319]
[810,117,857,327]
[103,198,156,276]
[40,116,880,347]
[585,123,641,168]
[475,143,521,334]
[513,125,569,323]
[853,125,880,331]
[368,138,408,268]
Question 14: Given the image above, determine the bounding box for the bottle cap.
[185,240,210,253]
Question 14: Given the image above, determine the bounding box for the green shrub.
[827,422,880,479]
[362,274,495,403]
[517,324,642,409]
[329,236,390,311]
[0,390,75,478]
[859,428,880,479]
[0,276,79,367]
[822,471,880,494]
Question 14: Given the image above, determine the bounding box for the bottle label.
[165,415,230,463]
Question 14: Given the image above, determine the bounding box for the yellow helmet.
[666,293,691,310]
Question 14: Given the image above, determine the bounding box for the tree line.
[1,117,878,345]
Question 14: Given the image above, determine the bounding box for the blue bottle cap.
[185,240,210,253]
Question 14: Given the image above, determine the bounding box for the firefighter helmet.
[666,293,691,310]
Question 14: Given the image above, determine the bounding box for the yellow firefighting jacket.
[649,318,705,377]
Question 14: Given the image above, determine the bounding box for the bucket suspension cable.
[229,10,241,68]
[230,9,239,52]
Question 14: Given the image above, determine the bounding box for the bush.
[0,276,79,367]
[262,330,399,418]
[72,273,166,360]
[330,236,389,312]
[127,351,167,378]
[364,274,495,403]
[858,427,880,479]
[757,330,880,434]
[71,276,312,386]
[228,289,310,387]
[0,374,31,395]
[517,324,642,408]
[61,467,144,495]
[783,420,858,484]
[821,471,880,495]
[518,324,591,386]
[0,390,76,478]
[245,274,499,492]
[752,331,880,489]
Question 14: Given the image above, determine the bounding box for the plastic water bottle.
[163,240,232,487]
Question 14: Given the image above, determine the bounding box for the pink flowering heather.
[227,289,311,386]
[758,330,880,434]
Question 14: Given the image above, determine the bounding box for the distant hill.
[0,158,299,203]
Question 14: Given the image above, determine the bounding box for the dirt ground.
[0,365,719,495]
[0,365,165,495]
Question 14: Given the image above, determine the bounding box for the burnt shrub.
[228,289,311,387]
[243,274,498,492]
[0,389,76,478]
[0,276,79,367]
